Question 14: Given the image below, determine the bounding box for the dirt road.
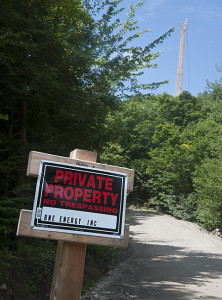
[83,209,222,299]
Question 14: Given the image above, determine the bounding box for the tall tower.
[176,18,188,96]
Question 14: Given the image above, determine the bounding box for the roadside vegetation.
[102,81,222,232]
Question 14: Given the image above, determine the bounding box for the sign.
[31,160,128,238]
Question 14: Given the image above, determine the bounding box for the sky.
[125,0,222,96]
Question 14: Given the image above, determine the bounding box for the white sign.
[31,161,128,238]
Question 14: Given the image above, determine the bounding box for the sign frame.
[31,160,128,239]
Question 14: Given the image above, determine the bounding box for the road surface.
[83,209,222,299]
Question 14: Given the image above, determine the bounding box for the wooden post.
[17,149,134,299]
[50,150,97,300]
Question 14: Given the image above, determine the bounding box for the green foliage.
[87,244,115,263]
[82,279,97,295]
[0,240,56,298]
[100,78,222,227]
[147,123,197,208]
[145,88,222,222]
[23,241,56,295]
[194,158,222,230]
[99,142,127,166]
[163,194,197,221]
[0,250,15,281]
[83,0,174,98]
[0,181,35,249]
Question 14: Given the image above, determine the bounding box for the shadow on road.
[129,242,222,299]
[83,209,222,299]
[123,209,222,299]
[126,208,159,227]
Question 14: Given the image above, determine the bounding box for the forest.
[0,0,222,298]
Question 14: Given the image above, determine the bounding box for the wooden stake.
[26,150,134,191]
[51,242,87,300]
[50,149,97,300]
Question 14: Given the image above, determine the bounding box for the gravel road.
[82,209,222,300]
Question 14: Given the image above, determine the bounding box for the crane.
[176,18,188,96]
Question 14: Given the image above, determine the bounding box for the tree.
[100,91,204,215]
[190,75,222,230]
[194,158,222,230]
[83,0,174,97]
[99,94,161,205]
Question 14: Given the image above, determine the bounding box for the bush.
[194,158,222,230]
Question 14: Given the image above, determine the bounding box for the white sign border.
[31,160,128,239]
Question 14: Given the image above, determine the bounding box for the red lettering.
[86,175,96,188]
[71,202,77,208]
[78,173,87,186]
[92,190,101,204]
[44,183,54,196]
[111,193,118,206]
[43,198,50,205]
[74,188,83,200]
[64,186,74,200]
[102,191,110,205]
[42,199,56,206]
[60,201,65,206]
[105,178,113,191]
[55,170,64,183]
[65,201,71,207]
[97,176,106,189]
[54,185,64,198]
[88,205,93,210]
[64,171,73,185]
[73,172,78,185]
[83,189,92,202]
